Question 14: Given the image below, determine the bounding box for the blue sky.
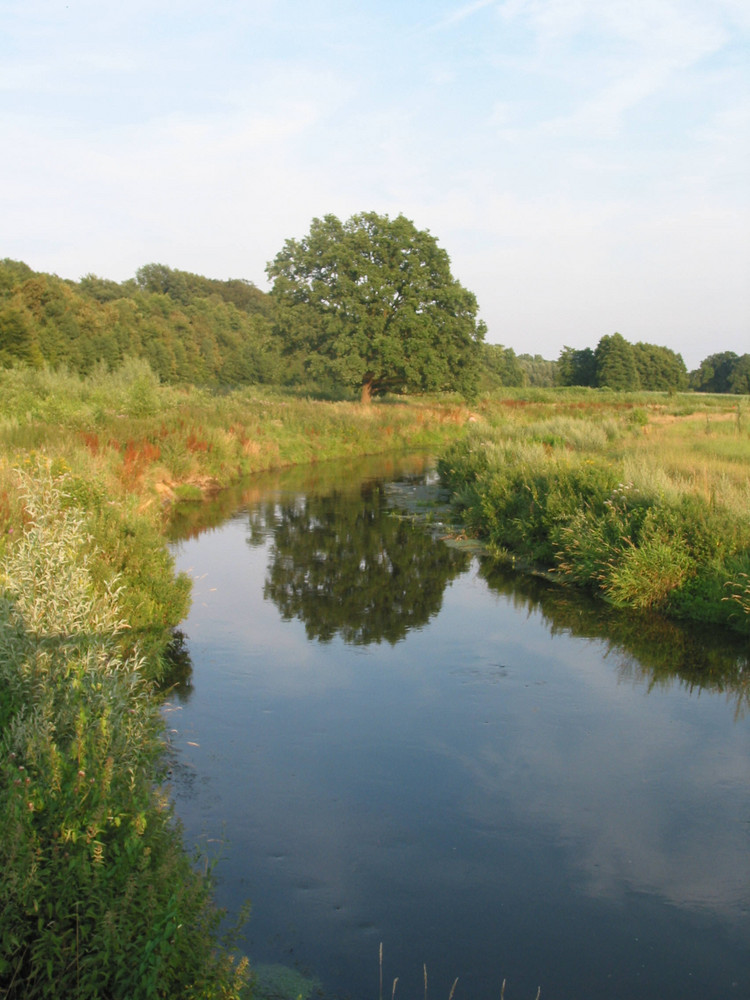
[2,0,748,369]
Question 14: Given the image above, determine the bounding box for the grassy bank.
[0,363,472,677]
[0,363,472,997]
[0,471,250,998]
[438,389,750,634]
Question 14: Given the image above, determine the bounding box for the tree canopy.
[558,334,687,391]
[478,343,525,389]
[0,259,280,386]
[266,212,486,402]
[3,256,746,397]
[690,352,750,394]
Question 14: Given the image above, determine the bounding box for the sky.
[1,0,748,370]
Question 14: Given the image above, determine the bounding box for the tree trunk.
[360,379,373,405]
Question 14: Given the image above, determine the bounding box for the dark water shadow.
[479,560,750,716]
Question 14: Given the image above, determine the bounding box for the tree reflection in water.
[479,560,750,718]
[171,459,748,713]
[255,482,470,645]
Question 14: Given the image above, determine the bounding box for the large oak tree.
[266,212,486,402]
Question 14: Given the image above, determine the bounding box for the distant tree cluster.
[477,343,525,389]
[689,352,750,394]
[1,244,745,398]
[1,212,487,400]
[517,353,558,387]
[558,333,688,392]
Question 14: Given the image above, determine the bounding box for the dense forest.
[0,258,745,395]
[0,259,283,388]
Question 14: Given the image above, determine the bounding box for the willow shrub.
[0,471,248,999]
[438,432,750,634]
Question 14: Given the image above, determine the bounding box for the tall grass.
[0,364,470,512]
[439,393,750,634]
[0,469,248,998]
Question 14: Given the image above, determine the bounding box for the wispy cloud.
[0,0,747,365]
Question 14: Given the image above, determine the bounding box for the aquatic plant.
[377,942,541,1000]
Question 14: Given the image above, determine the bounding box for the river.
[165,454,750,1000]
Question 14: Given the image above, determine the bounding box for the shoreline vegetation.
[0,364,472,999]
[1,363,748,997]
[438,389,750,636]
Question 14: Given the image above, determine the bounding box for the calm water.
[166,455,750,1000]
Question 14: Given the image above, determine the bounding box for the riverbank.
[0,364,473,678]
[0,365,473,998]
[2,370,748,996]
[438,390,750,635]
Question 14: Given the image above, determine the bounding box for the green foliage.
[266,211,486,402]
[690,351,750,394]
[81,500,192,673]
[557,346,596,387]
[557,336,687,392]
[516,353,557,387]
[438,408,750,633]
[729,355,750,394]
[690,351,737,393]
[632,341,688,391]
[595,332,640,390]
[0,470,248,998]
[478,343,525,389]
[0,259,281,388]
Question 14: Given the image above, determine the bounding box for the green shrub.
[438,423,750,634]
[604,532,692,610]
[0,470,249,998]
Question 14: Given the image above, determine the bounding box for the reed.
[376,943,540,1000]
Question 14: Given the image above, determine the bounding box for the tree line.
[558,333,750,393]
[0,257,284,388]
[1,211,746,396]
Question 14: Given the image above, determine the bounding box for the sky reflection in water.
[167,457,750,1000]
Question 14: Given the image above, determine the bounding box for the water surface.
[167,455,750,1000]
